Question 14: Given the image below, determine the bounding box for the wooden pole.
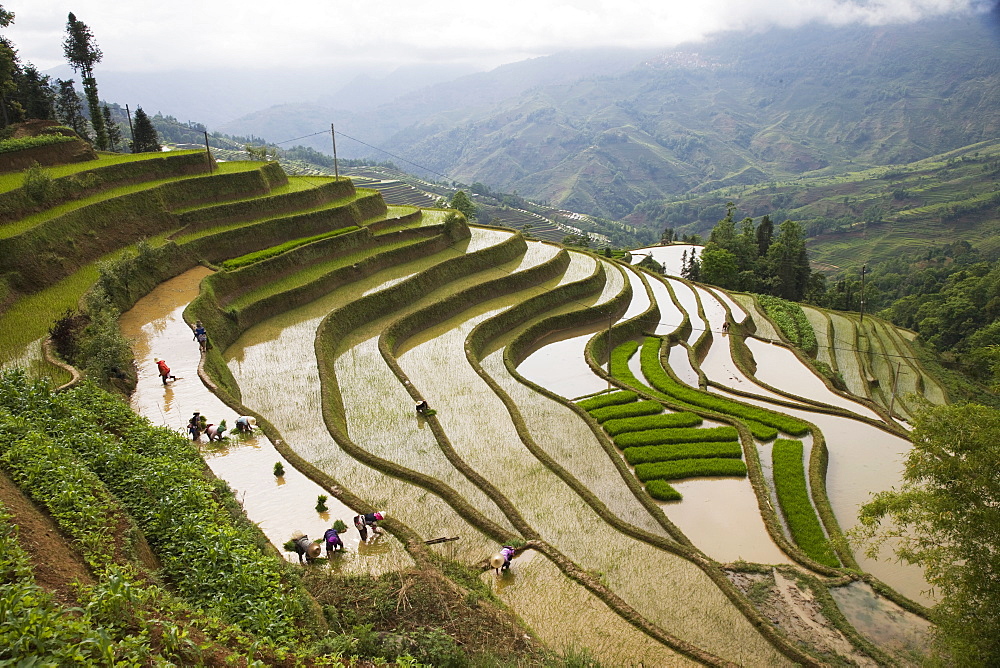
[331,123,339,179]
[125,104,135,153]
[203,130,213,173]
[860,264,867,323]
[888,360,902,417]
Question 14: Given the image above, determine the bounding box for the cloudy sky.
[4,0,992,74]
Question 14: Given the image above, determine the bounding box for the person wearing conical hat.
[234,415,257,433]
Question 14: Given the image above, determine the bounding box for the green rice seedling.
[588,399,662,423]
[615,426,738,449]
[771,439,839,567]
[602,411,703,436]
[273,461,285,477]
[639,337,810,436]
[756,294,818,355]
[745,420,779,441]
[576,390,637,411]
[623,441,743,465]
[316,494,329,513]
[645,479,682,501]
[332,519,347,533]
[635,458,748,482]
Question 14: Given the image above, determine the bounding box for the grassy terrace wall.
[0,161,287,295]
[0,151,208,223]
[176,178,355,234]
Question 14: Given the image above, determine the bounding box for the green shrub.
[772,439,839,567]
[645,479,682,501]
[638,337,809,436]
[589,399,662,423]
[635,458,748,481]
[0,134,76,154]
[22,161,54,203]
[623,441,743,465]
[615,426,738,449]
[602,411,702,436]
[576,390,637,412]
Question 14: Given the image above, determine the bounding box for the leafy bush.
[0,134,76,154]
[576,390,637,412]
[645,479,682,501]
[771,439,839,567]
[220,226,360,270]
[588,399,662,423]
[623,441,743,465]
[602,411,702,436]
[638,337,810,436]
[22,161,53,202]
[615,426,738,449]
[635,458,748,481]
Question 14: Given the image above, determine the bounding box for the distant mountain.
[377,16,1000,219]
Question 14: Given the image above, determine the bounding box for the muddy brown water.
[119,268,405,570]
[829,581,932,657]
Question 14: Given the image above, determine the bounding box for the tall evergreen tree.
[63,12,107,150]
[131,107,160,153]
[0,5,18,127]
[17,64,55,120]
[449,190,476,221]
[102,105,122,151]
[55,79,88,139]
[765,219,811,301]
[755,214,774,257]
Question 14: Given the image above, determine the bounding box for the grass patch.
[0,134,77,154]
[635,458,748,481]
[639,337,810,436]
[589,399,663,423]
[623,441,743,465]
[602,411,703,436]
[755,294,818,355]
[220,226,360,270]
[615,426,739,449]
[771,439,840,567]
[645,479,682,501]
[576,390,637,411]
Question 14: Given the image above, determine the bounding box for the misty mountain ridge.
[214,15,1000,221]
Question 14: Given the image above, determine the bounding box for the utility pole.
[330,123,339,179]
[125,104,135,153]
[203,130,213,173]
[859,264,867,323]
[888,360,902,416]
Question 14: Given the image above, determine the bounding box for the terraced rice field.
[6,151,947,663]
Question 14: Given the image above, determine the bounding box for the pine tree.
[102,105,122,151]
[55,79,88,139]
[63,13,107,150]
[449,190,476,221]
[131,107,160,153]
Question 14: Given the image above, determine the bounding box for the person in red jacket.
[154,358,176,384]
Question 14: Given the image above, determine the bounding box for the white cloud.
[2,0,988,73]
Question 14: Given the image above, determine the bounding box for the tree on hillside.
[755,214,774,256]
[55,79,88,139]
[449,190,476,221]
[131,107,160,153]
[63,12,107,150]
[0,5,18,127]
[18,65,56,120]
[765,219,810,301]
[855,403,1000,664]
[102,105,122,151]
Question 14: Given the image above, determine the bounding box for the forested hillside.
[373,16,1000,219]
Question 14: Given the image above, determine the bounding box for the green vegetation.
[220,225,360,270]
[0,134,76,154]
[602,411,703,436]
[635,458,748,482]
[588,399,662,423]
[756,294,818,355]
[645,480,682,501]
[615,426,739,449]
[623,441,743,465]
[638,337,810,436]
[771,439,839,568]
[576,390,637,411]
[855,404,1000,665]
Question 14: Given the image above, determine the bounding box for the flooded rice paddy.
[113,232,945,662]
